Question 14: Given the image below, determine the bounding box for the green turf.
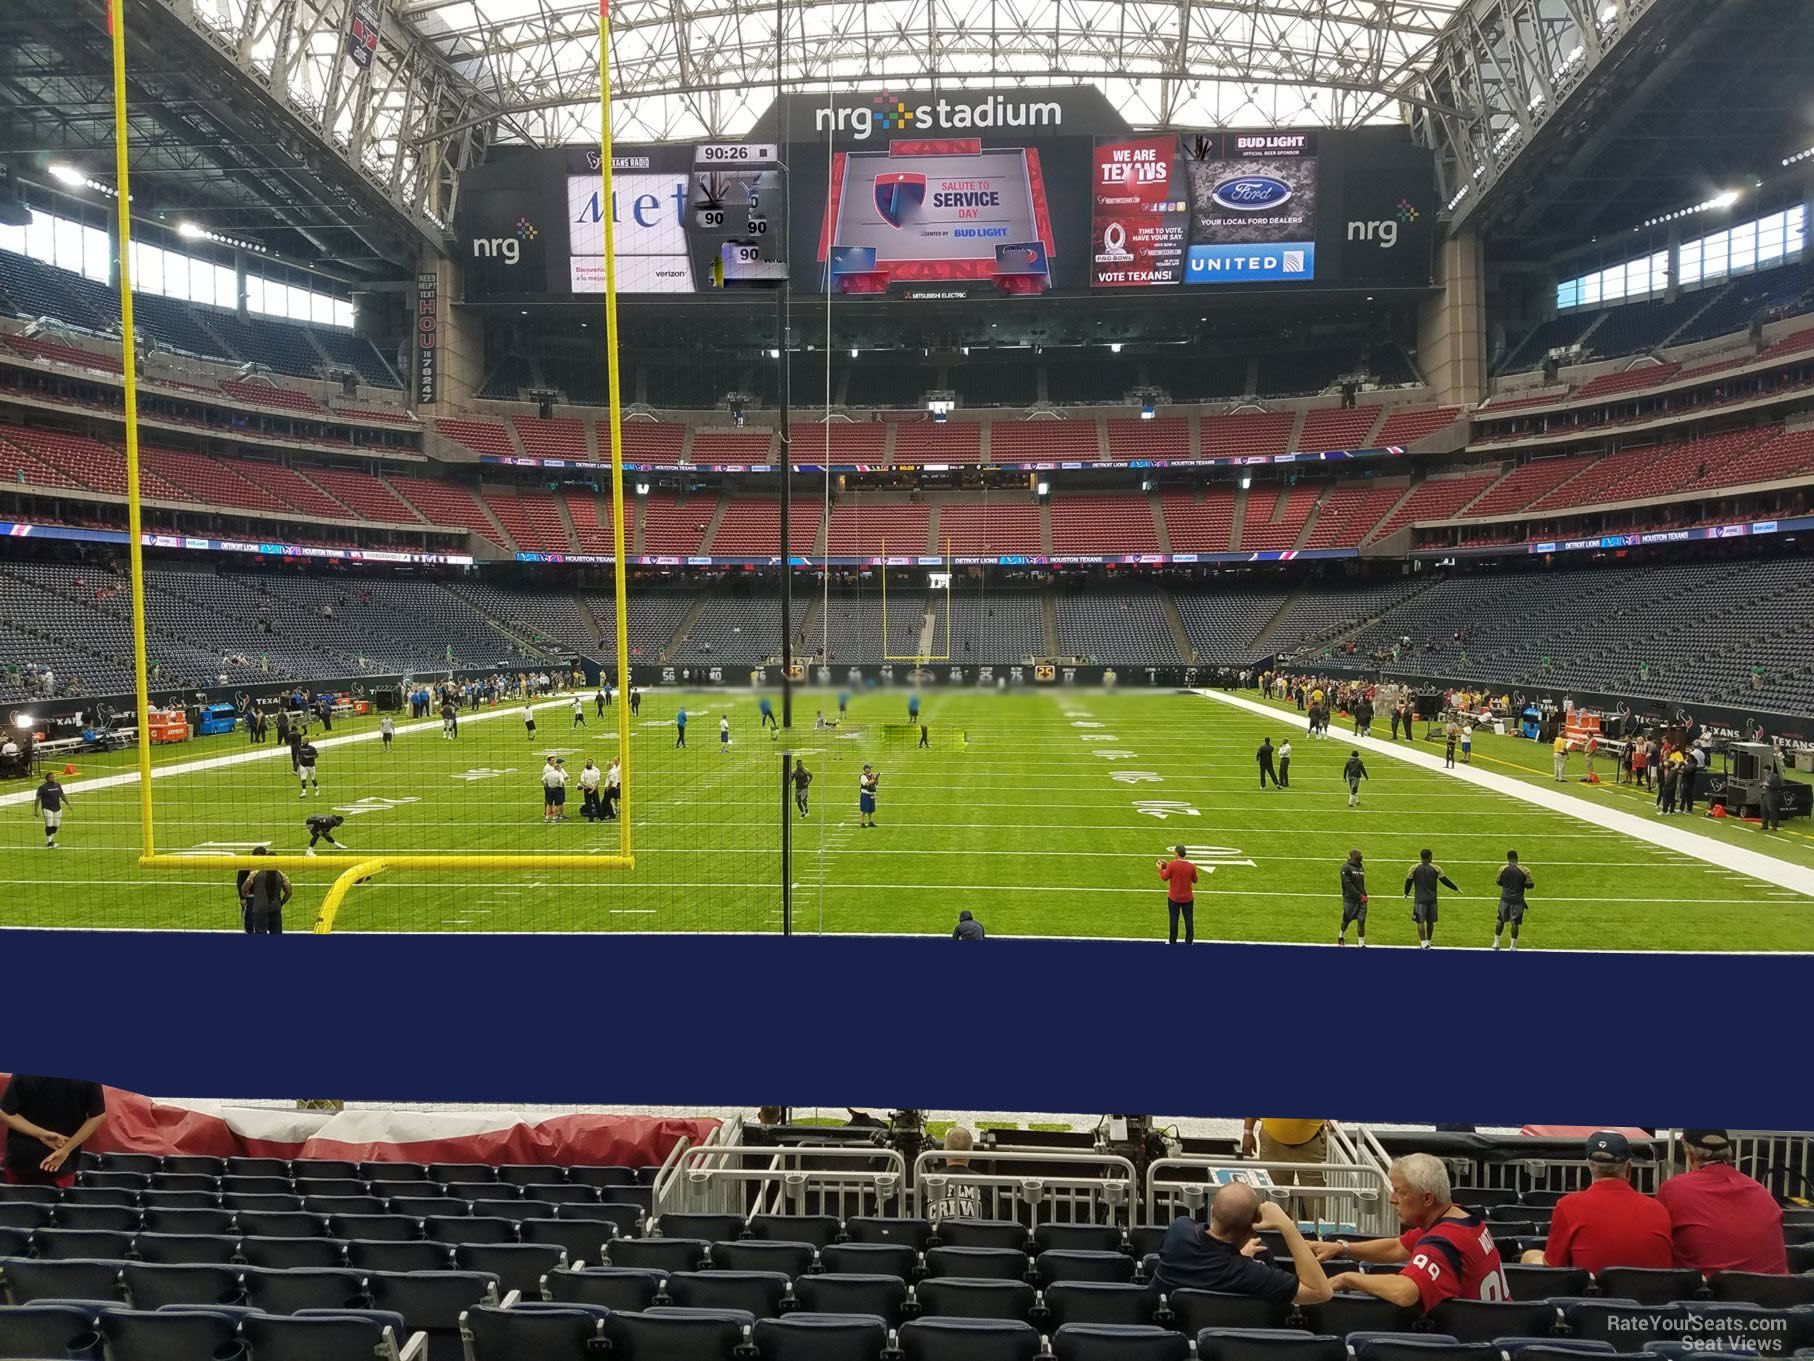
[0,687,1808,949]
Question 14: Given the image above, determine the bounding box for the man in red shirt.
[1522,1131,1673,1272]
[1314,1152,1508,1310]
[1656,1129,1787,1274]
[1156,846,1198,945]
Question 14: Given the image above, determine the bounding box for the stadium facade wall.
[1419,225,1488,406]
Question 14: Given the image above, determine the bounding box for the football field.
[1,686,1810,948]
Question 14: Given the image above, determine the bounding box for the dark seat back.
[1051,1323,1190,1361]
[898,1317,1041,1361]
[1043,1281,1160,1328]
[793,1273,909,1327]
[912,1276,1036,1322]
[664,1269,792,1319]
[542,1266,666,1311]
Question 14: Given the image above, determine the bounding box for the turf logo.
[450,767,517,782]
[1134,799,1200,819]
[1112,771,1164,783]
[333,796,421,817]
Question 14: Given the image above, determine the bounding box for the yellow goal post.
[106,0,637,927]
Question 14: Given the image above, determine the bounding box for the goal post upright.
[128,0,639,925]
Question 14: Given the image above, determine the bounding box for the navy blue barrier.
[3,928,1804,1122]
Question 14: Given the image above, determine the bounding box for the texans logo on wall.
[873,172,926,228]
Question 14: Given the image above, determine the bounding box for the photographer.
[1149,1181,1334,1305]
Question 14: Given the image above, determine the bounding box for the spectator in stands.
[926,1125,983,1219]
[1,1074,107,1188]
[1655,1129,1787,1274]
[1156,846,1198,945]
[1315,1152,1508,1309]
[952,910,985,940]
[1520,1131,1672,1272]
[1150,1181,1334,1305]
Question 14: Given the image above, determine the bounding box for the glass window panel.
[1728,219,1756,273]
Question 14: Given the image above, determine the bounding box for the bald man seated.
[1149,1180,1335,1304]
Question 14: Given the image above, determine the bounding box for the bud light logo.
[1210,176,1293,210]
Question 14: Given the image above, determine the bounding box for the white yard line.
[0,694,587,810]
[1196,689,1814,900]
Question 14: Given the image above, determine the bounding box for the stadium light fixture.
[635,482,650,495]
[1784,144,1814,167]
[13,713,34,729]
[47,163,84,187]
[768,348,780,358]
[1140,401,1155,420]
[1641,190,1742,230]
[1109,342,1122,353]
[1036,480,1050,497]
[176,220,205,239]
[1240,474,1252,490]
[850,348,859,359]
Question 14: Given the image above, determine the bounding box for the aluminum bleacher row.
[4,1167,1811,1361]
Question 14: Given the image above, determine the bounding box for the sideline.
[1194,688,1814,900]
[0,693,592,810]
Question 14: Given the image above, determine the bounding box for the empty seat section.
[1105,417,1189,461]
[641,497,715,555]
[1200,411,1293,459]
[1374,405,1459,446]
[989,420,1101,463]
[1162,487,1237,552]
[1303,482,1401,548]
[515,417,589,460]
[1298,405,1381,454]
[563,490,610,553]
[436,419,515,457]
[391,475,507,546]
[936,499,1041,556]
[896,422,982,465]
[619,421,686,465]
[221,379,324,415]
[789,421,888,466]
[691,430,778,464]
[1368,472,1499,541]
[307,466,425,523]
[826,500,931,557]
[1049,494,1158,554]
[1240,482,1320,551]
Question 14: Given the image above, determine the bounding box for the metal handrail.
[1144,1157,1394,1237]
[660,1142,910,1225]
[912,1147,1138,1226]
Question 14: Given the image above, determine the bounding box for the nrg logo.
[1346,199,1420,249]
[472,217,538,265]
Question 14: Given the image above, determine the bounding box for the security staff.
[1760,763,1784,832]
[1257,737,1279,789]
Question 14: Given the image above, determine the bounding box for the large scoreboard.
[456,89,1436,303]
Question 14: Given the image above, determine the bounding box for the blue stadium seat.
[750,1214,841,1248]
[665,1270,791,1319]
[516,1217,613,1265]
[1431,1298,1560,1342]
[1350,1340,1500,1361]
[144,1208,235,1237]
[1593,1270,1707,1305]
[1506,1266,1593,1300]
[710,1239,817,1277]
[452,1243,568,1298]
[821,1243,919,1279]
[752,1312,890,1361]
[793,1274,909,1327]
[1036,1224,1125,1255]
[1167,1289,1294,1334]
[605,1237,709,1273]
[120,1262,242,1310]
[1036,1250,1135,1286]
[898,1317,1041,1361]
[1042,1281,1161,1328]
[924,1247,1029,1282]
[0,1302,102,1359]
[937,1221,1029,1251]
[346,1240,451,1274]
[96,1305,240,1361]
[601,1307,753,1361]
[1052,1323,1191,1361]
[655,1214,747,1242]
[0,1204,53,1232]
[51,1206,141,1234]
[1196,1330,1346,1361]
[242,1309,416,1361]
[1301,1296,1418,1336]
[912,1277,1036,1322]
[1704,1274,1814,1308]
[362,1269,500,1349]
[1561,1301,1687,1351]
[460,1302,606,1361]
[238,1235,348,1270]
[1493,1336,1617,1358]
[846,1218,935,1252]
[240,1266,368,1314]
[541,1266,665,1311]
[0,1257,123,1304]
[34,1228,135,1261]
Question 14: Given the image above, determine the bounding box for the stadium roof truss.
[1405,0,1646,228]
[392,0,1471,147]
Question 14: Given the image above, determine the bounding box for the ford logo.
[1210,176,1293,210]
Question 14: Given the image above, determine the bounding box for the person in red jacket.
[1523,1131,1673,1272]
[1316,1152,1508,1311]
[1656,1129,1787,1274]
[1156,846,1198,945]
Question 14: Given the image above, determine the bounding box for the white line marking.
[1195,689,1814,899]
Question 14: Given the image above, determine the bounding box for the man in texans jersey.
[1312,1152,1508,1311]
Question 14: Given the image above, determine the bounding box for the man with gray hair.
[1149,1180,1334,1305]
[925,1125,982,1222]
[1655,1129,1786,1274]
[1312,1152,1507,1311]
